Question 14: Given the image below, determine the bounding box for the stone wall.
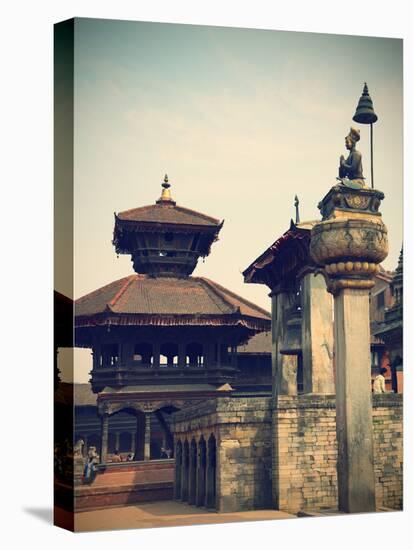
[273,394,338,513]
[373,394,403,510]
[172,397,272,512]
[172,393,402,514]
[272,393,403,513]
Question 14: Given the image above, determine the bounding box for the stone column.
[271,290,298,397]
[181,442,189,501]
[300,271,335,394]
[188,441,197,504]
[114,432,120,451]
[334,287,376,511]
[100,414,109,464]
[310,184,388,513]
[196,441,206,506]
[131,431,136,454]
[144,413,151,461]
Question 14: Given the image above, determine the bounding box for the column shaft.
[144,413,151,461]
[301,272,335,394]
[272,292,297,396]
[100,415,109,463]
[334,288,376,512]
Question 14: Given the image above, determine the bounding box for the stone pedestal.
[310,184,388,513]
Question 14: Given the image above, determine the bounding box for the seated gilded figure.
[337,127,365,188]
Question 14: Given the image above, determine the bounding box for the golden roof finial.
[157,173,174,203]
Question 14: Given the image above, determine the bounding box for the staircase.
[75,459,174,511]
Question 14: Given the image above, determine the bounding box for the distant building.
[374,248,403,393]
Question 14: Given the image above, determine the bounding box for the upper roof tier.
[113,175,223,278]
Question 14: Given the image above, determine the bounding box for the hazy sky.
[64,18,403,383]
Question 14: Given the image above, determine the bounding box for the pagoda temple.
[75,176,271,469]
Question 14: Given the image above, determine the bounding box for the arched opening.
[119,431,132,453]
[174,440,182,500]
[181,440,190,501]
[206,434,216,509]
[108,432,117,454]
[196,436,207,506]
[160,342,178,367]
[133,342,153,367]
[188,438,197,504]
[152,405,179,459]
[106,407,146,462]
[186,342,204,367]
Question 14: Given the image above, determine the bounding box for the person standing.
[373,367,387,393]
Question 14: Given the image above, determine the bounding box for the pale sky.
[61,18,403,383]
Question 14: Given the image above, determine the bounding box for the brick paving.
[73,500,295,532]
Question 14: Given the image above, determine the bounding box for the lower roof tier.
[75,275,271,342]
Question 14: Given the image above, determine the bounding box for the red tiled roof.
[243,222,312,285]
[116,203,221,227]
[75,275,271,330]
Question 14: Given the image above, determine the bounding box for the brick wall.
[272,393,403,513]
[373,394,403,509]
[172,393,402,514]
[273,395,338,513]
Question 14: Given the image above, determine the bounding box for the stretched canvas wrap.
[54,18,403,532]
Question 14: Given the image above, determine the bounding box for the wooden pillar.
[144,413,151,461]
[178,342,186,368]
[135,414,145,460]
[216,341,221,367]
[153,342,160,369]
[114,432,120,451]
[100,414,109,464]
[131,431,136,454]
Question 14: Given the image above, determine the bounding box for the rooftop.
[75,275,271,332]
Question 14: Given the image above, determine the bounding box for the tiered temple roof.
[75,275,270,337]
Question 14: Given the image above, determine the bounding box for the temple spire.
[157,173,175,204]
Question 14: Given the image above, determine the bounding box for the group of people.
[110,450,135,463]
